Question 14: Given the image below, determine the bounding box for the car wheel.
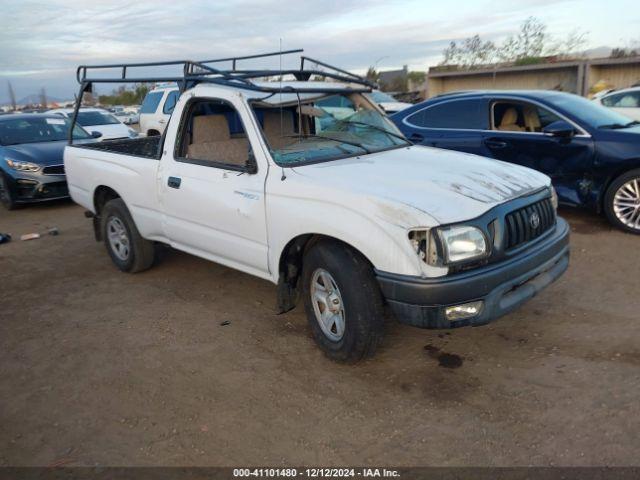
[302,240,384,363]
[0,173,16,210]
[101,198,156,272]
[604,169,640,234]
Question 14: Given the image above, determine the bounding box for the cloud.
[0,0,636,101]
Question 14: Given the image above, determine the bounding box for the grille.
[43,164,65,175]
[504,198,556,250]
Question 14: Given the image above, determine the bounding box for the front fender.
[267,191,446,279]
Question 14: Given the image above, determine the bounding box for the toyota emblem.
[530,212,541,229]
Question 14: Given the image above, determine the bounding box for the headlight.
[550,186,558,211]
[6,158,41,172]
[438,225,488,264]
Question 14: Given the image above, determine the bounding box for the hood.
[84,122,133,140]
[291,145,550,225]
[2,140,68,166]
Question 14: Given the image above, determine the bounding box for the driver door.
[159,96,271,278]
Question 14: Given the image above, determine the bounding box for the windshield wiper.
[284,134,371,154]
[599,121,640,130]
[337,120,411,144]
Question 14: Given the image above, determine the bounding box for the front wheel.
[604,169,640,234]
[0,174,16,210]
[101,198,156,272]
[302,240,385,363]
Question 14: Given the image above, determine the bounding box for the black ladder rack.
[69,48,375,143]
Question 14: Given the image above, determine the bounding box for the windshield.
[0,117,91,145]
[367,91,397,103]
[252,93,409,166]
[76,111,121,126]
[551,94,636,129]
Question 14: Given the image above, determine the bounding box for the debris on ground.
[19,227,60,241]
[0,233,11,244]
[220,320,231,326]
[20,233,40,241]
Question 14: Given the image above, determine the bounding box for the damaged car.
[64,51,570,362]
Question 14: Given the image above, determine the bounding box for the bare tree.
[497,17,548,61]
[39,87,47,109]
[441,17,589,66]
[7,81,16,111]
[440,35,496,67]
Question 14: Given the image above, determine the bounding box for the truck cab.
[64,51,570,362]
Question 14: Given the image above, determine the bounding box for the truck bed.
[77,136,162,160]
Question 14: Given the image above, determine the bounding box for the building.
[427,56,640,98]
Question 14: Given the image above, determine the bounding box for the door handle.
[158,119,166,124]
[408,132,424,143]
[167,176,181,189]
[484,139,508,149]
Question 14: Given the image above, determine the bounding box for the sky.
[1,0,639,103]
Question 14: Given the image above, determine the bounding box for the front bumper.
[376,217,570,329]
[4,170,69,203]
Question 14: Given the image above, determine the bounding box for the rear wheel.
[604,169,640,234]
[302,240,384,363]
[0,174,16,210]
[101,198,156,272]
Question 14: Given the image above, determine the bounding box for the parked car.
[115,110,140,125]
[0,114,96,209]
[47,107,138,141]
[392,90,640,234]
[593,87,640,121]
[139,85,179,136]
[365,90,413,114]
[65,56,569,362]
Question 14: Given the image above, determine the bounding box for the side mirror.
[91,131,103,139]
[245,150,258,175]
[543,120,575,139]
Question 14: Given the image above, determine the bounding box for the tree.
[440,17,589,67]
[497,17,547,61]
[7,81,16,111]
[441,35,496,67]
[365,67,379,83]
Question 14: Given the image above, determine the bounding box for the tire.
[301,240,384,363]
[604,169,640,234]
[0,173,16,210]
[101,198,156,272]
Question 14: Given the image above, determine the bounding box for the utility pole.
[8,81,17,111]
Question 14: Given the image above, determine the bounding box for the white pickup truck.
[65,54,570,362]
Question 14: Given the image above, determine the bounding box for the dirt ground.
[0,201,638,467]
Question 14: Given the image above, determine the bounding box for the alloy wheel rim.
[613,178,640,230]
[107,216,130,261]
[310,268,346,342]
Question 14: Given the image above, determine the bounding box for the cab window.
[176,99,252,170]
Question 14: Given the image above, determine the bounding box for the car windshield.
[551,94,636,129]
[0,116,91,145]
[252,92,409,166]
[76,111,121,126]
[367,91,397,103]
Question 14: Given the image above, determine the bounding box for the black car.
[392,90,640,234]
[0,114,97,209]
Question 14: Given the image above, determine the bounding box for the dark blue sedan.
[391,90,640,234]
[0,114,96,209]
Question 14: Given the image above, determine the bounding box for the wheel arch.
[599,160,640,212]
[275,233,376,314]
[92,186,123,241]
